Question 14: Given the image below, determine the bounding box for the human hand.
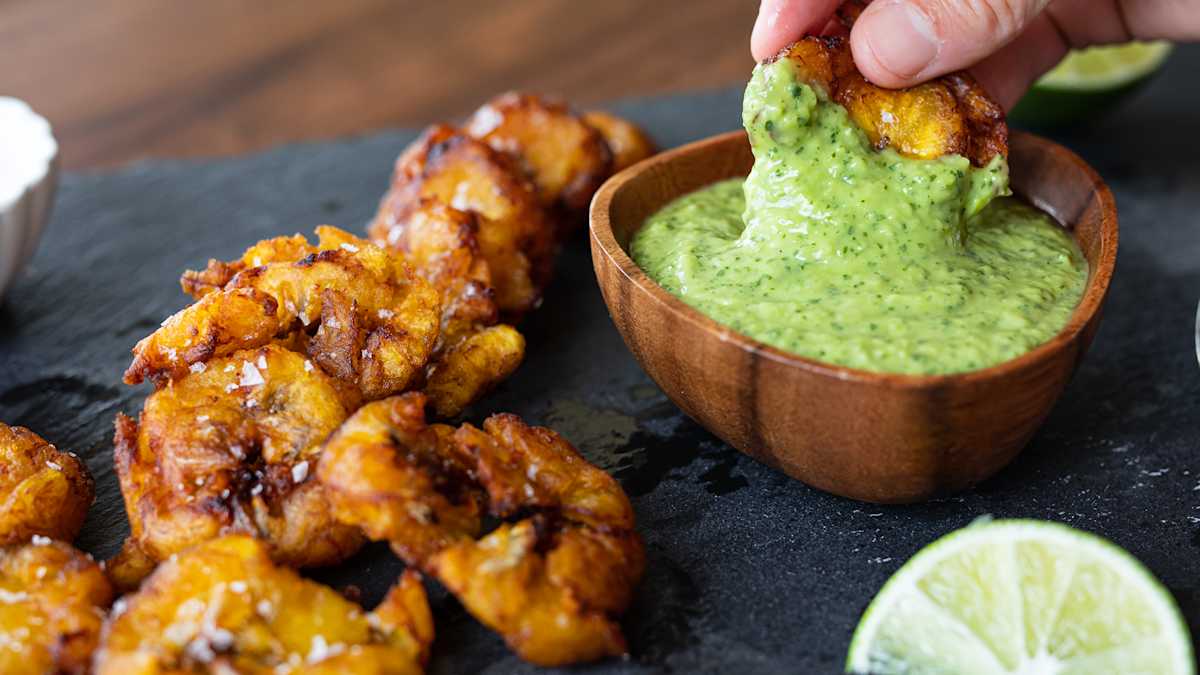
[751,0,1198,109]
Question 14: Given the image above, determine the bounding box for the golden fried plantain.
[453,414,637,531]
[769,29,1006,166]
[181,234,317,299]
[317,393,484,566]
[366,200,525,417]
[94,535,432,675]
[424,324,524,419]
[466,92,612,214]
[369,200,496,341]
[0,423,94,545]
[436,415,643,666]
[319,398,643,666]
[114,344,363,587]
[432,519,642,666]
[127,227,441,402]
[0,539,114,675]
[372,125,555,316]
[581,111,657,174]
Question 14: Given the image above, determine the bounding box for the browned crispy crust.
[424,324,525,419]
[433,414,643,666]
[466,92,613,214]
[768,27,1006,166]
[582,110,657,174]
[127,227,442,403]
[367,200,525,417]
[94,536,431,674]
[372,124,555,317]
[0,539,113,675]
[180,233,316,299]
[317,393,485,565]
[113,344,364,588]
[318,393,643,666]
[0,423,94,546]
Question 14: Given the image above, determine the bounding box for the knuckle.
[930,0,1036,39]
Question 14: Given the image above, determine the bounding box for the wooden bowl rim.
[589,129,1118,390]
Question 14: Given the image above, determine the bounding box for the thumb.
[849,0,1052,87]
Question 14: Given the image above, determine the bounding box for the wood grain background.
[1,0,757,169]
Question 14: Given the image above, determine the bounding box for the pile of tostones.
[1,92,655,674]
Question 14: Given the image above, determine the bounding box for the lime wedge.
[1038,41,1173,90]
[846,519,1195,674]
[1010,42,1173,129]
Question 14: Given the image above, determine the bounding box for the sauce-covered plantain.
[773,36,1006,167]
[631,35,1087,375]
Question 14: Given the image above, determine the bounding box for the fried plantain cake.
[0,538,113,675]
[126,227,441,403]
[113,344,364,589]
[0,423,94,546]
[94,535,433,674]
[318,393,643,666]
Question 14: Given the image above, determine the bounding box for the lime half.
[846,519,1195,674]
[1010,41,1173,129]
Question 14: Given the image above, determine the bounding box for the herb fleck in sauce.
[630,59,1088,375]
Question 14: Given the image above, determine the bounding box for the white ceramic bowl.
[0,97,58,304]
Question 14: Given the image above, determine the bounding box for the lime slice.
[1010,42,1173,129]
[846,519,1195,674]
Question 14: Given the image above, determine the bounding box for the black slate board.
[3,47,1200,674]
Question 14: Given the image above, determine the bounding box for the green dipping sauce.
[630,59,1088,375]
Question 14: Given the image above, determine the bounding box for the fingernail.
[860,1,939,79]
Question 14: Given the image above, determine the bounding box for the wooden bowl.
[589,130,1117,503]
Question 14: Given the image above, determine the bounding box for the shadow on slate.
[2,46,1200,674]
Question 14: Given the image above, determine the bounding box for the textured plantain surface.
[318,393,644,667]
[0,539,113,675]
[112,344,364,588]
[581,110,658,174]
[94,536,432,675]
[372,124,554,317]
[126,227,441,402]
[0,423,94,546]
[466,92,613,214]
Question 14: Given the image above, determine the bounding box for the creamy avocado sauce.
[630,59,1088,374]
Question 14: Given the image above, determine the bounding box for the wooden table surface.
[2,0,757,169]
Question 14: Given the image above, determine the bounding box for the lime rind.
[846,519,1195,675]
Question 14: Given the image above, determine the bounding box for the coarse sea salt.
[240,361,265,387]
